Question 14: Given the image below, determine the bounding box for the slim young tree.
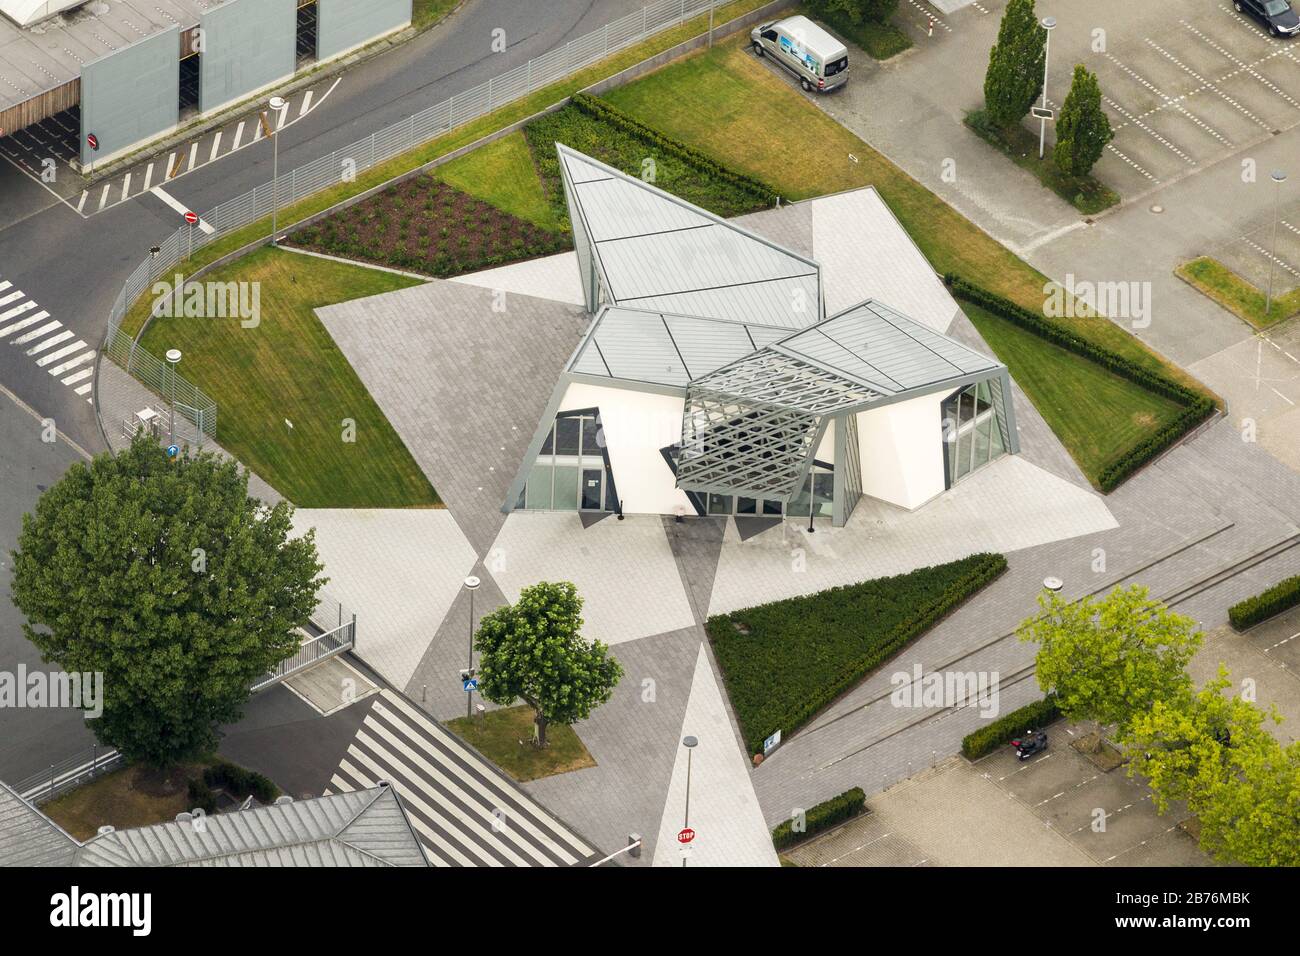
[10,434,325,766]
[1054,64,1114,176]
[474,581,622,747]
[983,0,1047,126]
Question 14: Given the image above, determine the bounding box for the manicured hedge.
[708,552,1007,755]
[1229,575,1300,631]
[945,275,1215,492]
[525,93,777,226]
[772,787,865,850]
[960,694,1061,760]
[203,760,279,805]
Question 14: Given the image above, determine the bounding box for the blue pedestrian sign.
[462,678,478,692]
[166,444,180,459]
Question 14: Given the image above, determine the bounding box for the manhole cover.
[1150,204,1164,214]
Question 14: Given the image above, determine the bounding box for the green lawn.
[446,705,597,782]
[600,40,1211,404]
[436,130,563,231]
[962,300,1183,483]
[137,248,439,507]
[413,0,461,31]
[708,554,1007,756]
[1176,256,1300,331]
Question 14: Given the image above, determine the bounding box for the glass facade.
[942,380,1008,488]
[520,412,615,511]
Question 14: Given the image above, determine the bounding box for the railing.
[101,1,730,404]
[252,616,355,692]
[12,746,124,806]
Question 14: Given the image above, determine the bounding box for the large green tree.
[11,435,324,766]
[1123,670,1298,866]
[983,0,1047,126]
[475,581,622,747]
[806,0,899,23]
[1054,64,1114,176]
[1017,585,1201,736]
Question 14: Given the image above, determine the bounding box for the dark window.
[825,56,848,77]
[555,417,581,456]
[762,29,778,40]
[581,416,601,456]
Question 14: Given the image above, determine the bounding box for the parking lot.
[1210,197,1300,297]
[1081,5,1300,194]
[786,719,1214,867]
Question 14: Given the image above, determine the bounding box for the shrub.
[1229,575,1300,630]
[772,787,865,850]
[187,779,217,815]
[961,694,1061,759]
[708,553,1007,755]
[525,94,777,226]
[945,275,1215,491]
[204,760,279,804]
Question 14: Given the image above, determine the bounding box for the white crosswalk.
[0,275,95,403]
[323,689,599,867]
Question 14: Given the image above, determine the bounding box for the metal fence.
[252,617,355,692]
[105,318,217,446]
[101,0,729,403]
[13,746,124,806]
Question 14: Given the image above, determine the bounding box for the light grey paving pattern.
[708,454,1118,617]
[487,513,696,646]
[290,509,477,691]
[316,280,591,556]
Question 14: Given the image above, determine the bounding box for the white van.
[750,15,850,93]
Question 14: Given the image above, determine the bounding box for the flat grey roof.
[0,0,214,114]
[772,299,1001,397]
[558,144,823,329]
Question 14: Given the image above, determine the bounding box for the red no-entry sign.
[184,211,199,225]
[86,133,99,151]
[677,827,695,844]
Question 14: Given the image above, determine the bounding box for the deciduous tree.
[475,581,622,747]
[11,434,324,766]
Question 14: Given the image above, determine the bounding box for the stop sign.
[184,211,199,225]
[677,827,695,844]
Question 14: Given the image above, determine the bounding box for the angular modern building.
[503,145,1019,527]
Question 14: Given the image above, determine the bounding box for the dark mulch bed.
[288,174,571,277]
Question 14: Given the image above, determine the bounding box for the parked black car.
[1011,729,1048,760]
[1236,0,1300,37]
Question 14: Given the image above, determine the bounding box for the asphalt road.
[0,0,648,454]
[0,0,649,785]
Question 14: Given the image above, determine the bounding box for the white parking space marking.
[233,121,246,150]
[300,91,313,116]
[97,184,109,211]
[120,172,131,202]
[186,142,198,173]
[143,162,154,192]
[76,191,88,214]
[209,131,222,163]
[1105,95,1197,165]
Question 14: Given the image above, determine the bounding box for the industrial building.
[502,145,1021,527]
[0,0,412,167]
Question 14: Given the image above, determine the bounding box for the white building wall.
[815,417,835,464]
[856,393,946,510]
[559,382,694,515]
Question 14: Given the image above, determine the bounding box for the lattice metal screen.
[675,351,877,500]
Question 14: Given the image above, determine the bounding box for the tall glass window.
[941,380,1008,488]
[521,412,611,511]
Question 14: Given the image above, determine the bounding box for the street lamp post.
[681,735,698,868]
[464,575,481,719]
[165,349,182,444]
[1267,170,1288,316]
[1039,17,1058,160]
[268,96,287,244]
[806,469,815,534]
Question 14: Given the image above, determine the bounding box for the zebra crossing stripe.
[10,319,60,344]
[367,701,584,865]
[333,758,478,867]
[47,351,95,377]
[376,690,594,860]
[36,341,87,367]
[0,307,44,335]
[62,368,93,386]
[25,329,73,355]
[0,289,24,307]
[355,719,538,866]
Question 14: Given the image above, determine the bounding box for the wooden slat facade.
[0,78,78,138]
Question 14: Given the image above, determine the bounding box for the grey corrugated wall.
[199,0,298,115]
[317,0,412,62]
[80,28,180,167]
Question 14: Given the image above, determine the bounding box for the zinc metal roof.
[772,299,1001,397]
[569,306,789,388]
[0,0,215,114]
[558,144,822,329]
[0,779,79,867]
[73,786,428,867]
